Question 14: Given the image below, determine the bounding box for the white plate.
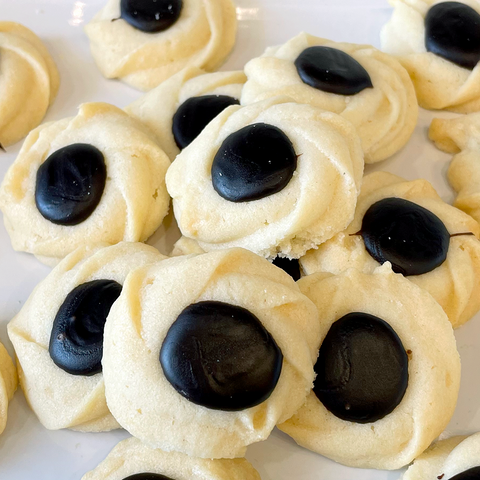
[0,1,479,479]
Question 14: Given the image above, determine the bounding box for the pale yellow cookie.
[0,342,17,435]
[301,171,480,328]
[103,248,320,458]
[166,96,364,260]
[126,67,246,160]
[241,32,418,163]
[85,0,237,91]
[279,265,460,470]
[0,22,59,147]
[381,0,480,112]
[0,102,170,266]
[81,437,261,480]
[7,242,165,432]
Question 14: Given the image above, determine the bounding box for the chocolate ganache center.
[120,0,183,33]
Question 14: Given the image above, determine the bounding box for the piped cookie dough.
[0,22,59,147]
[0,342,17,436]
[0,102,170,266]
[166,96,364,260]
[241,32,418,163]
[102,248,320,458]
[279,265,460,470]
[301,171,480,328]
[125,67,246,160]
[381,0,480,112]
[85,0,237,91]
[7,242,165,432]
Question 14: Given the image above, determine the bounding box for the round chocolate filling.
[294,46,373,95]
[425,2,480,70]
[160,301,283,411]
[211,123,297,202]
[450,466,480,480]
[123,475,175,480]
[120,0,183,33]
[313,312,408,423]
[35,143,106,226]
[272,256,301,281]
[49,280,122,376]
[361,197,450,276]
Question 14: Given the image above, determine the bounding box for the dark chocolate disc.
[160,301,283,411]
[425,2,480,70]
[361,197,450,276]
[123,475,174,480]
[172,95,240,150]
[313,312,409,424]
[272,256,301,281]
[120,0,183,33]
[35,143,107,226]
[49,280,122,376]
[450,467,480,480]
[294,46,373,95]
[211,123,297,202]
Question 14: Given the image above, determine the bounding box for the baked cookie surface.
[301,171,480,328]
[0,102,170,266]
[7,242,165,432]
[166,96,364,259]
[279,264,460,470]
[103,248,320,458]
[241,32,418,163]
[0,342,17,436]
[85,0,237,91]
[0,21,59,147]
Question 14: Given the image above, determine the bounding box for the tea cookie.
[430,113,480,224]
[7,242,165,432]
[0,342,17,435]
[103,248,320,458]
[85,0,237,91]
[0,22,59,147]
[279,265,460,470]
[381,0,480,112]
[82,437,261,480]
[0,102,170,266]
[241,32,418,163]
[403,434,480,479]
[301,171,480,328]
[126,67,246,160]
[166,96,364,260]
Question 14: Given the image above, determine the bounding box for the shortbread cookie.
[241,32,418,163]
[403,434,480,479]
[166,96,364,259]
[7,242,165,432]
[279,265,460,470]
[126,67,246,160]
[0,102,170,266]
[103,248,320,458]
[85,0,237,91]
[430,113,480,224]
[301,171,480,328]
[381,0,480,112]
[82,437,261,480]
[0,22,59,147]
[0,342,17,435]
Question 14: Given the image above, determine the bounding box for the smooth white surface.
[0,1,478,479]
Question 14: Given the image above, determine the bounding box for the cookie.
[7,242,165,432]
[0,22,59,147]
[0,342,17,436]
[381,0,480,112]
[301,171,480,328]
[403,434,480,479]
[279,264,460,470]
[102,248,320,458]
[81,437,261,480]
[241,32,418,163]
[430,113,480,224]
[84,0,237,91]
[125,67,246,160]
[0,102,170,266]
[166,96,364,260]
